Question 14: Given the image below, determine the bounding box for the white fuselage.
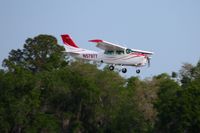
[67,47,147,67]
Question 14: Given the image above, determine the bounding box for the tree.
[0,68,42,133]
[154,63,200,133]
[0,34,68,132]
[179,60,200,86]
[154,74,181,133]
[121,76,159,132]
[3,34,66,73]
[2,34,200,133]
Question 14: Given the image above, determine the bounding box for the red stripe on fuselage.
[104,52,145,61]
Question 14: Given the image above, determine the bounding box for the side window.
[104,50,114,55]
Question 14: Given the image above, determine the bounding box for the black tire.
[122,68,127,73]
[136,69,140,74]
[109,65,114,71]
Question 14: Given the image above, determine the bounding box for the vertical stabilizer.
[61,34,79,48]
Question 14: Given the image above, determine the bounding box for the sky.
[0,0,200,78]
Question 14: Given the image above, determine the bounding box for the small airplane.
[61,34,153,74]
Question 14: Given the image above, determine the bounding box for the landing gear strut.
[136,69,140,74]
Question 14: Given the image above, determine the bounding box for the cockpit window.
[116,50,124,55]
[126,49,134,54]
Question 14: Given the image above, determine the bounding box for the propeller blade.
[147,57,151,67]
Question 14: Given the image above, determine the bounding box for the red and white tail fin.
[61,34,79,48]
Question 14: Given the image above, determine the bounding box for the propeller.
[147,56,151,67]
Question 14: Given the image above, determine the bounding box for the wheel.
[109,65,114,71]
[136,69,140,74]
[122,68,127,73]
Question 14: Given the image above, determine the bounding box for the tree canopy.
[0,34,200,133]
[3,35,66,73]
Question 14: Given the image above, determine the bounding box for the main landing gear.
[109,65,141,74]
[109,65,140,74]
[109,65,127,73]
[136,69,140,74]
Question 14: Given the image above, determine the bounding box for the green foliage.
[24,113,60,133]
[171,71,178,78]
[179,60,200,86]
[0,68,41,132]
[3,34,66,73]
[153,74,181,132]
[1,34,200,133]
[154,61,200,133]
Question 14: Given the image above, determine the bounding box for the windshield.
[126,49,134,54]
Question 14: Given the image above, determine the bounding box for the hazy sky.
[0,0,200,78]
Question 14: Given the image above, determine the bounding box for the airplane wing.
[89,39,126,51]
[89,39,153,55]
[132,49,154,55]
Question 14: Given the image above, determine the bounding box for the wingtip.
[88,39,103,43]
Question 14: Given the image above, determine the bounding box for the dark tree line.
[0,34,200,133]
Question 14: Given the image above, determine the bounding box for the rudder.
[61,34,79,48]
